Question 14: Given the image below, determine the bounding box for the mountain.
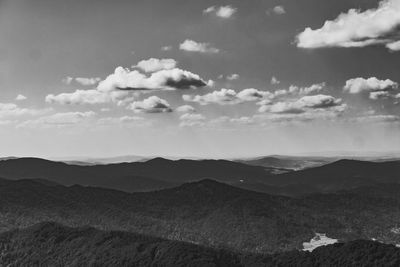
[1,222,399,267]
[236,155,334,170]
[0,157,273,192]
[257,159,400,194]
[2,177,400,254]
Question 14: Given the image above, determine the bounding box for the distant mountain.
[236,155,335,170]
[2,177,400,253]
[1,222,399,267]
[0,157,273,192]
[261,159,400,193]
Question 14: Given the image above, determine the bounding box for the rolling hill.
[1,177,400,253]
[1,222,399,267]
[0,157,273,192]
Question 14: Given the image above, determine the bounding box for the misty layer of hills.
[1,156,400,265]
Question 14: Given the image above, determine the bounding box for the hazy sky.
[0,0,399,158]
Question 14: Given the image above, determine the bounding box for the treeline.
[1,222,400,267]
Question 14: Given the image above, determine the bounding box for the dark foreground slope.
[1,223,400,267]
[2,177,400,253]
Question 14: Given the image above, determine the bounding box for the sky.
[0,0,400,158]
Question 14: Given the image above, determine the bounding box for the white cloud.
[128,96,172,113]
[179,113,206,127]
[48,64,207,106]
[272,6,286,15]
[15,94,27,101]
[62,76,74,85]
[203,5,237,18]
[97,116,150,127]
[17,111,96,128]
[75,77,101,86]
[62,76,101,86]
[386,40,400,51]
[226,74,239,80]
[344,77,398,93]
[369,91,391,100]
[296,0,400,51]
[344,77,398,99]
[349,114,400,123]
[183,88,271,105]
[98,66,207,92]
[161,45,172,51]
[271,76,280,84]
[46,89,133,105]
[0,103,51,118]
[259,94,344,113]
[134,58,177,73]
[176,105,196,113]
[179,39,220,54]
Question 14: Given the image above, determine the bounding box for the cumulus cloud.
[134,58,177,73]
[75,77,102,86]
[226,74,240,80]
[271,76,280,84]
[15,94,27,101]
[343,77,398,99]
[46,89,133,105]
[259,94,344,113]
[179,39,220,54]
[62,76,101,86]
[97,116,150,127]
[179,113,206,127]
[128,96,172,113]
[268,5,286,15]
[296,0,400,51]
[183,88,271,105]
[48,63,207,106]
[98,66,207,91]
[161,46,172,51]
[203,5,237,18]
[344,77,398,93]
[17,111,95,128]
[176,105,196,113]
[0,103,51,118]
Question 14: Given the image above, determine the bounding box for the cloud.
[15,94,27,101]
[348,114,400,123]
[287,83,325,95]
[344,77,398,93]
[343,77,398,99]
[98,66,207,91]
[269,5,286,15]
[203,5,237,18]
[176,105,196,113]
[75,77,101,86]
[17,111,95,128]
[296,0,400,51]
[226,74,239,80]
[161,45,172,51]
[271,76,280,84]
[183,88,271,105]
[128,96,172,113]
[62,76,74,85]
[386,40,400,51]
[134,58,177,73]
[259,94,344,113]
[48,64,207,106]
[0,103,51,118]
[46,89,133,105]
[179,113,206,127]
[62,76,101,86]
[179,39,220,54]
